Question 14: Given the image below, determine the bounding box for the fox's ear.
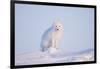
[55,18,61,23]
[53,18,62,26]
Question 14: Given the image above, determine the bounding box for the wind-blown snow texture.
[15,49,94,65]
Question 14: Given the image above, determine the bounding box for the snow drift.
[15,49,94,65]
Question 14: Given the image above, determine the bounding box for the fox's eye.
[56,26,57,27]
[59,26,60,27]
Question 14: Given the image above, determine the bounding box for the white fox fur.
[41,19,63,53]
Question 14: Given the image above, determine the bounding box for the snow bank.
[15,49,94,65]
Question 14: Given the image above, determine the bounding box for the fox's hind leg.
[41,41,49,52]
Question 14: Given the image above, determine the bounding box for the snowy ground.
[15,49,94,65]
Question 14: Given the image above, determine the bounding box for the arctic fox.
[41,19,63,53]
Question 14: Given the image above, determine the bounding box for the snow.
[15,49,94,65]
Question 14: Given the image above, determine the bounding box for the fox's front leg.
[55,39,59,49]
[52,33,58,49]
[52,37,55,48]
[51,33,56,48]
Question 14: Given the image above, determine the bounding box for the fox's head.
[53,19,63,31]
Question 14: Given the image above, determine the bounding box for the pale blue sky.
[15,4,94,54]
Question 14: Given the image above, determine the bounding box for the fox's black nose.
[57,29,59,30]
